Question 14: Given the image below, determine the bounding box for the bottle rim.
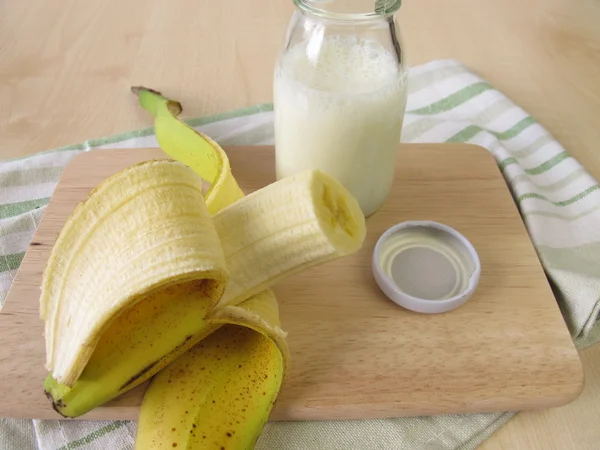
[294,0,402,22]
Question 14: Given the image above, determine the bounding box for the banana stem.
[131,86,182,117]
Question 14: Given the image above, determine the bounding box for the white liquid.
[274,35,408,216]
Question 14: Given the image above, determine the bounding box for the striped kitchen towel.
[1,59,599,450]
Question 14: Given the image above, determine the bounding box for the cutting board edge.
[0,379,584,422]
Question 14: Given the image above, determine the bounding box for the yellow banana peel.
[135,291,289,450]
[131,86,245,212]
[44,286,221,417]
[41,160,228,386]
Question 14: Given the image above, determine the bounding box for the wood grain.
[0,145,583,422]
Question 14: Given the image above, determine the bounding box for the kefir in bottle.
[274,0,408,216]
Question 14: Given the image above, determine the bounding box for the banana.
[41,160,228,386]
[43,87,366,450]
[44,170,365,417]
[135,290,289,450]
[215,169,366,307]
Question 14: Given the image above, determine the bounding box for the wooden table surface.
[1,0,599,448]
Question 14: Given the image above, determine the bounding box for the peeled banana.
[41,87,367,450]
[44,169,365,417]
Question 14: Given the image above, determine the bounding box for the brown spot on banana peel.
[44,390,69,418]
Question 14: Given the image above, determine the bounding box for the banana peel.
[44,284,221,417]
[135,291,289,449]
[131,86,244,213]
[209,290,289,368]
[41,160,228,386]
[129,88,291,449]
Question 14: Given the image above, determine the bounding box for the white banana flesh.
[215,169,366,307]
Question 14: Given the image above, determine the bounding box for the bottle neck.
[294,0,401,22]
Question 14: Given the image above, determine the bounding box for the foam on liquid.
[274,35,408,216]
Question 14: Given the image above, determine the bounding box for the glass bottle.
[274,0,408,216]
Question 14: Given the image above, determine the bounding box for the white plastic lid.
[372,221,481,314]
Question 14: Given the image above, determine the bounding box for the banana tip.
[131,86,162,97]
[44,390,69,418]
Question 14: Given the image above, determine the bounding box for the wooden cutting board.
[0,144,584,421]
